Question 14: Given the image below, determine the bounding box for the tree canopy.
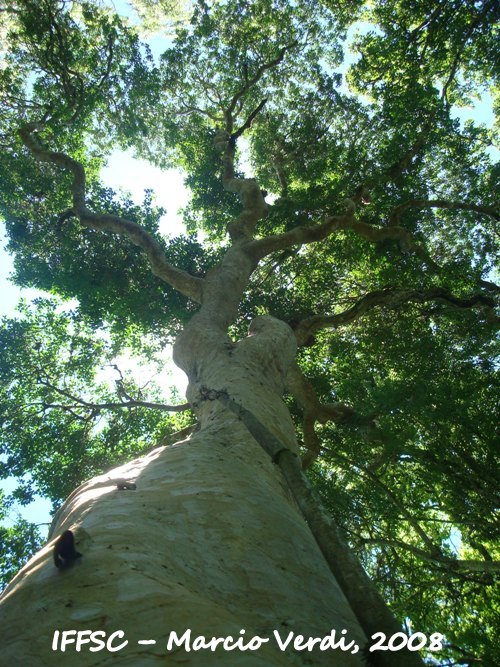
[0,1,498,664]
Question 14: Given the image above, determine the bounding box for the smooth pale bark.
[1,127,426,666]
[0,316,366,666]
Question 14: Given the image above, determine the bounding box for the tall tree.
[0,1,498,665]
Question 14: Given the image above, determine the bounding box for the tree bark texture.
[0,315,367,666]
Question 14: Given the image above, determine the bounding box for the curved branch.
[19,123,203,302]
[248,207,440,269]
[285,362,380,469]
[246,204,354,259]
[214,132,268,241]
[293,287,496,344]
[389,198,499,226]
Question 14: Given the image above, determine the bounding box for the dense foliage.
[0,1,498,664]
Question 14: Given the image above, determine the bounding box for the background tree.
[0,1,498,665]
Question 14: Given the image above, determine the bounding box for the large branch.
[247,203,440,270]
[292,287,496,345]
[19,123,203,302]
[285,362,381,469]
[247,202,353,259]
[388,198,499,226]
[214,130,268,242]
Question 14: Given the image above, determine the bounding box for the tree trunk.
[0,315,367,666]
